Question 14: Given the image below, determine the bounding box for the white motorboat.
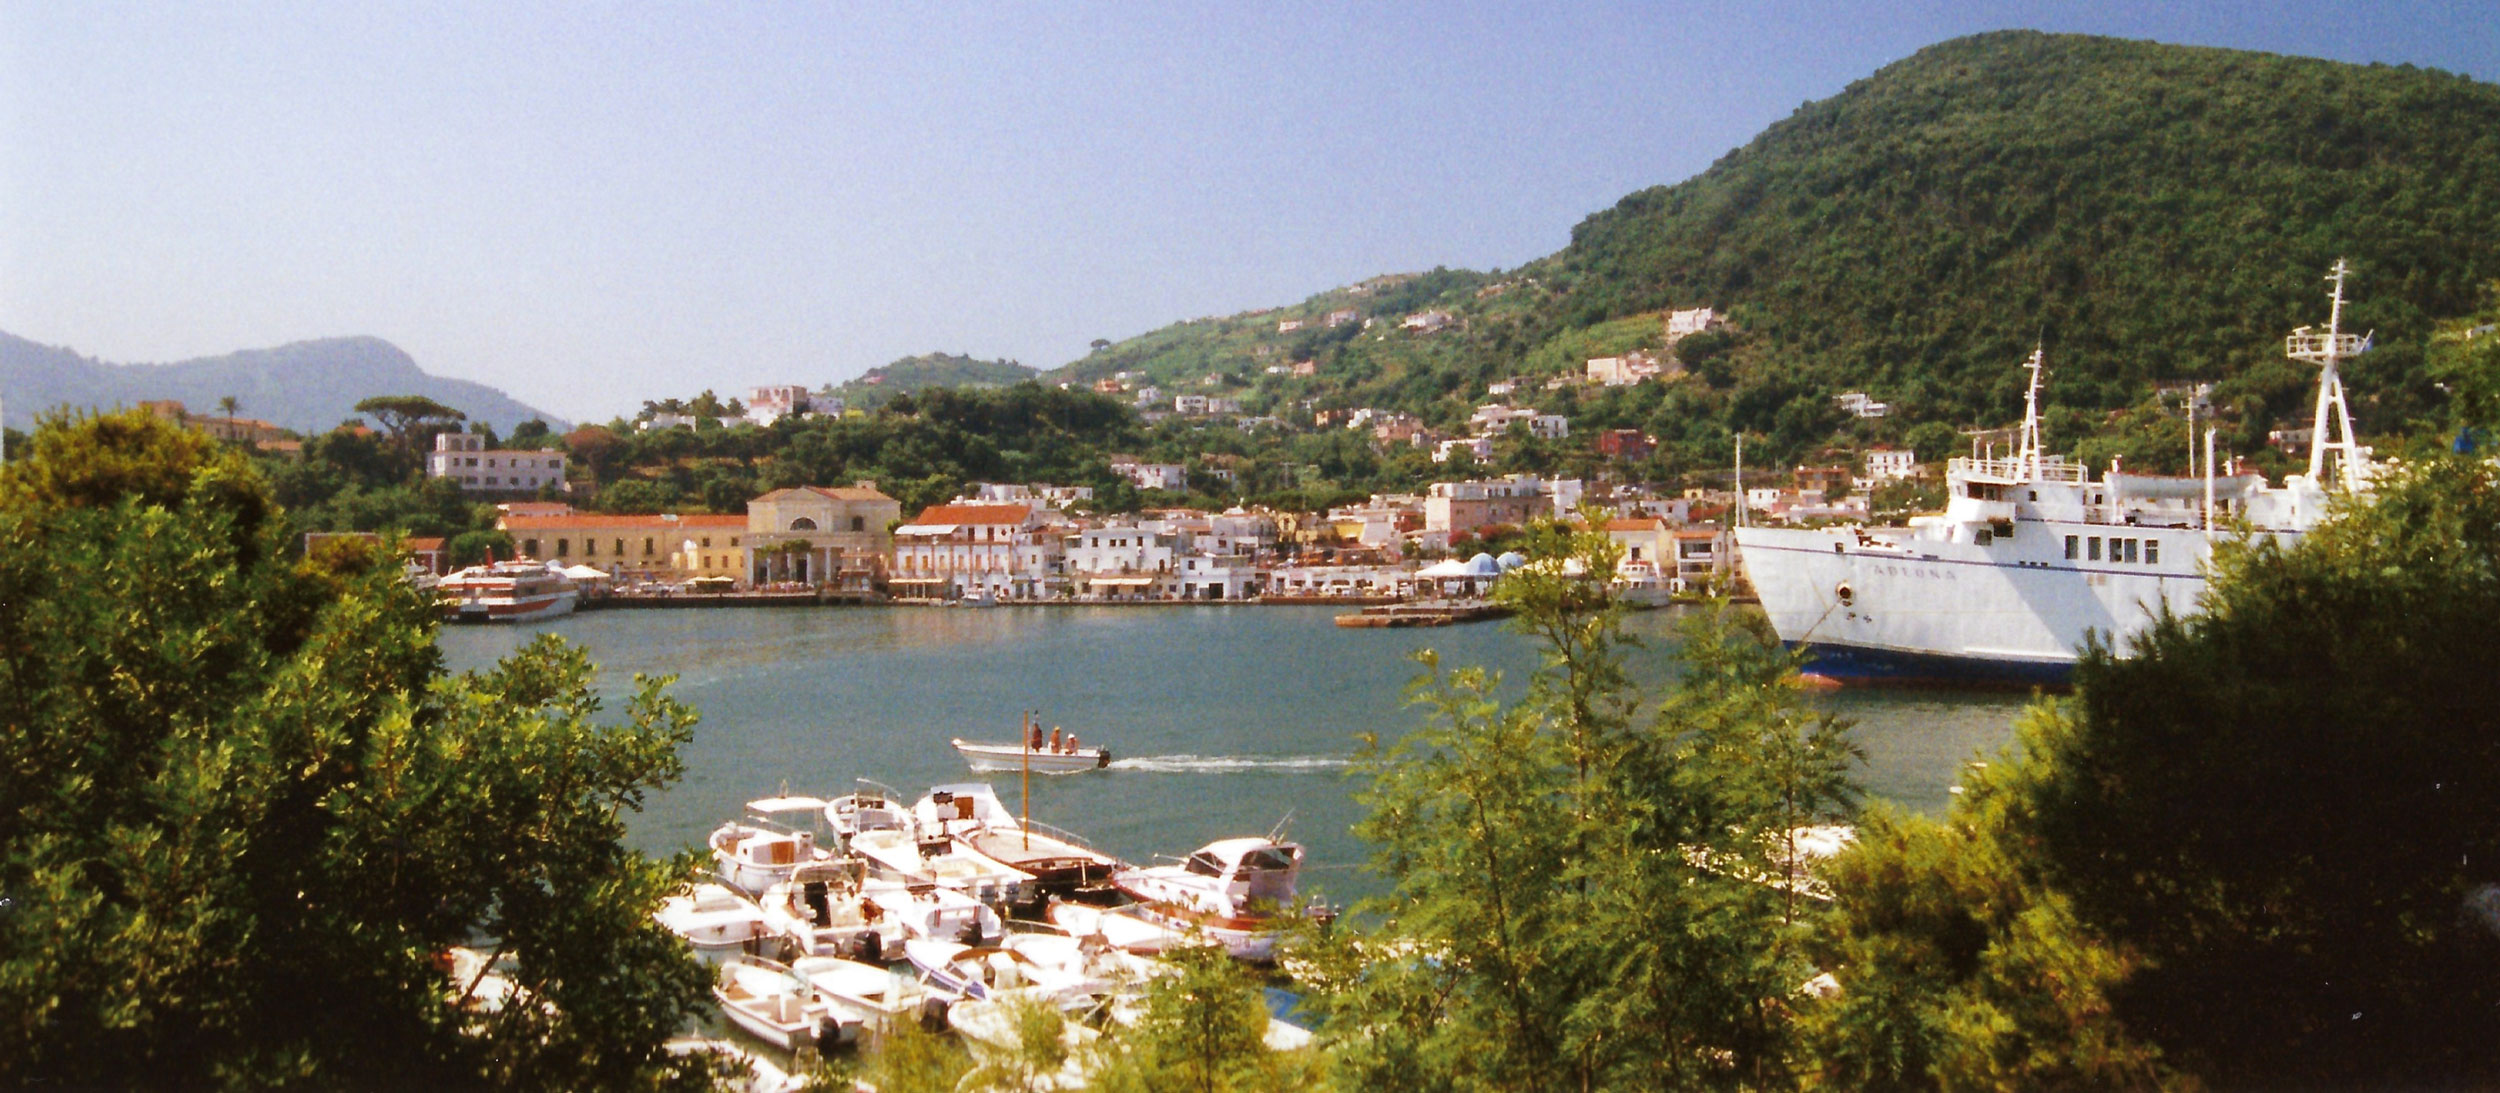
[755,859,906,964]
[952,738,1112,774]
[913,784,1125,899]
[1049,900,1190,956]
[789,955,947,1037]
[709,795,840,896]
[861,877,1004,946]
[437,558,579,623]
[655,882,773,964]
[826,786,912,843]
[946,997,1100,1089]
[1111,837,1312,962]
[713,954,841,1051]
[848,824,1036,910]
[902,937,1098,1008]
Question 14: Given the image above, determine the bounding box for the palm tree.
[216,395,240,442]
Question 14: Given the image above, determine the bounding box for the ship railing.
[1948,456,2087,484]
[1013,815,1121,862]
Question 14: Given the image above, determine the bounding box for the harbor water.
[436,604,2031,904]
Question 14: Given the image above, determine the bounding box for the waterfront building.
[890,502,1066,600]
[1424,475,1577,535]
[497,511,745,583]
[1674,528,1733,589]
[745,483,899,591]
[426,432,570,494]
[1063,523,1178,599]
[1265,563,1417,598]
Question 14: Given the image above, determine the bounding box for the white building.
[1863,448,1919,481]
[746,384,814,427]
[1434,436,1496,464]
[1586,352,1667,387]
[1110,457,1189,492]
[1402,310,1454,333]
[425,433,570,493]
[1325,308,1360,327]
[1174,394,1209,415]
[1666,307,1721,340]
[889,502,1065,601]
[1276,318,1305,333]
[1063,523,1178,598]
[1835,392,1892,419]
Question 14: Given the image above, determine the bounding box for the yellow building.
[498,511,749,585]
[746,483,901,592]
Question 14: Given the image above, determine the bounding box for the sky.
[4,2,2495,424]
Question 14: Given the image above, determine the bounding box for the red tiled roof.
[502,513,747,530]
[758,485,895,503]
[909,503,1031,525]
[1605,517,1669,532]
[405,537,447,551]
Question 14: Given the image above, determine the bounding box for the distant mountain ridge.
[0,332,566,435]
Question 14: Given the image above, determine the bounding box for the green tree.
[1810,453,2500,1087]
[355,395,467,458]
[0,411,712,1089]
[1312,517,1859,1091]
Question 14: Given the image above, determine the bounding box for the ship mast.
[2287,259,2369,493]
[2016,346,2047,479]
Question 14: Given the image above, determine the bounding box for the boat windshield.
[1242,848,1296,872]
[1184,852,1226,878]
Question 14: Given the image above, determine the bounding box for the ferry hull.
[1784,641,2078,690]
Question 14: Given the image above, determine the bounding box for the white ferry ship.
[437,558,580,623]
[1734,262,2375,687]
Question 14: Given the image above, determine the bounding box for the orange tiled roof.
[909,503,1031,525]
[502,513,747,530]
[405,537,447,551]
[1605,517,1669,532]
[759,485,895,503]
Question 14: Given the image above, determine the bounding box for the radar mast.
[2286,259,2370,492]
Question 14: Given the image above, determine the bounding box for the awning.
[893,524,957,536]
[1088,576,1157,587]
[561,564,611,580]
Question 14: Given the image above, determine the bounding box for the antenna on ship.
[2286,259,2370,493]
[2016,345,2047,480]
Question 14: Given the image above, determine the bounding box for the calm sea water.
[436,604,2031,904]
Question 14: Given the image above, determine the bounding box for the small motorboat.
[756,860,905,964]
[947,997,1099,1088]
[1049,900,1189,956]
[861,877,1004,947]
[655,882,773,964]
[713,954,842,1051]
[1110,837,1313,963]
[789,955,947,1038]
[710,795,840,896]
[848,824,1036,910]
[914,784,1126,900]
[902,937,1096,1008]
[952,738,1111,774]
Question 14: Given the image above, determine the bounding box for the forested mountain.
[1051,32,2500,468]
[0,332,564,434]
[831,352,1039,409]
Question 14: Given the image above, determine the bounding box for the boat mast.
[2288,259,2369,493]
[2016,346,2047,480]
[1020,711,1032,851]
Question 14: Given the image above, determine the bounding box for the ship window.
[2064,535,2079,560]
[2145,539,2160,564]
[2088,537,2102,561]
[2029,490,2038,501]
[1185,852,1226,878]
[1243,848,1296,872]
[2123,539,2139,564]
[1975,529,1993,546]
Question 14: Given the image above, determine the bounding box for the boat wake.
[1106,754,1351,774]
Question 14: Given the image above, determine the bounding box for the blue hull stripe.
[1786,641,2075,690]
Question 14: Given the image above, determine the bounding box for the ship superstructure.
[1735,262,2373,686]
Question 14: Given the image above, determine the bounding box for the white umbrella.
[562,564,611,581]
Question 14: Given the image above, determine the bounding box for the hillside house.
[1835,391,1891,419]
[1109,457,1188,492]
[1402,310,1455,334]
[1434,436,1495,464]
[1863,447,1918,481]
[1276,318,1304,334]
[1324,308,1360,327]
[1665,307,1722,341]
[427,432,570,494]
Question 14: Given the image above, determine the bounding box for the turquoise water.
[435,605,2031,904]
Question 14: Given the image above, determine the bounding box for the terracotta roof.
[502,513,747,530]
[757,485,895,503]
[909,502,1032,525]
[405,537,446,551]
[1605,517,1669,532]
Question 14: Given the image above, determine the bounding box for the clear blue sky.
[4,1,2493,424]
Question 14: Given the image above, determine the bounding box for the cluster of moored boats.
[654,781,1326,1061]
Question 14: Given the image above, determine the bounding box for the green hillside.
[1053,32,2500,470]
[833,352,1038,410]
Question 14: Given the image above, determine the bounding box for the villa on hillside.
[427,432,571,494]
